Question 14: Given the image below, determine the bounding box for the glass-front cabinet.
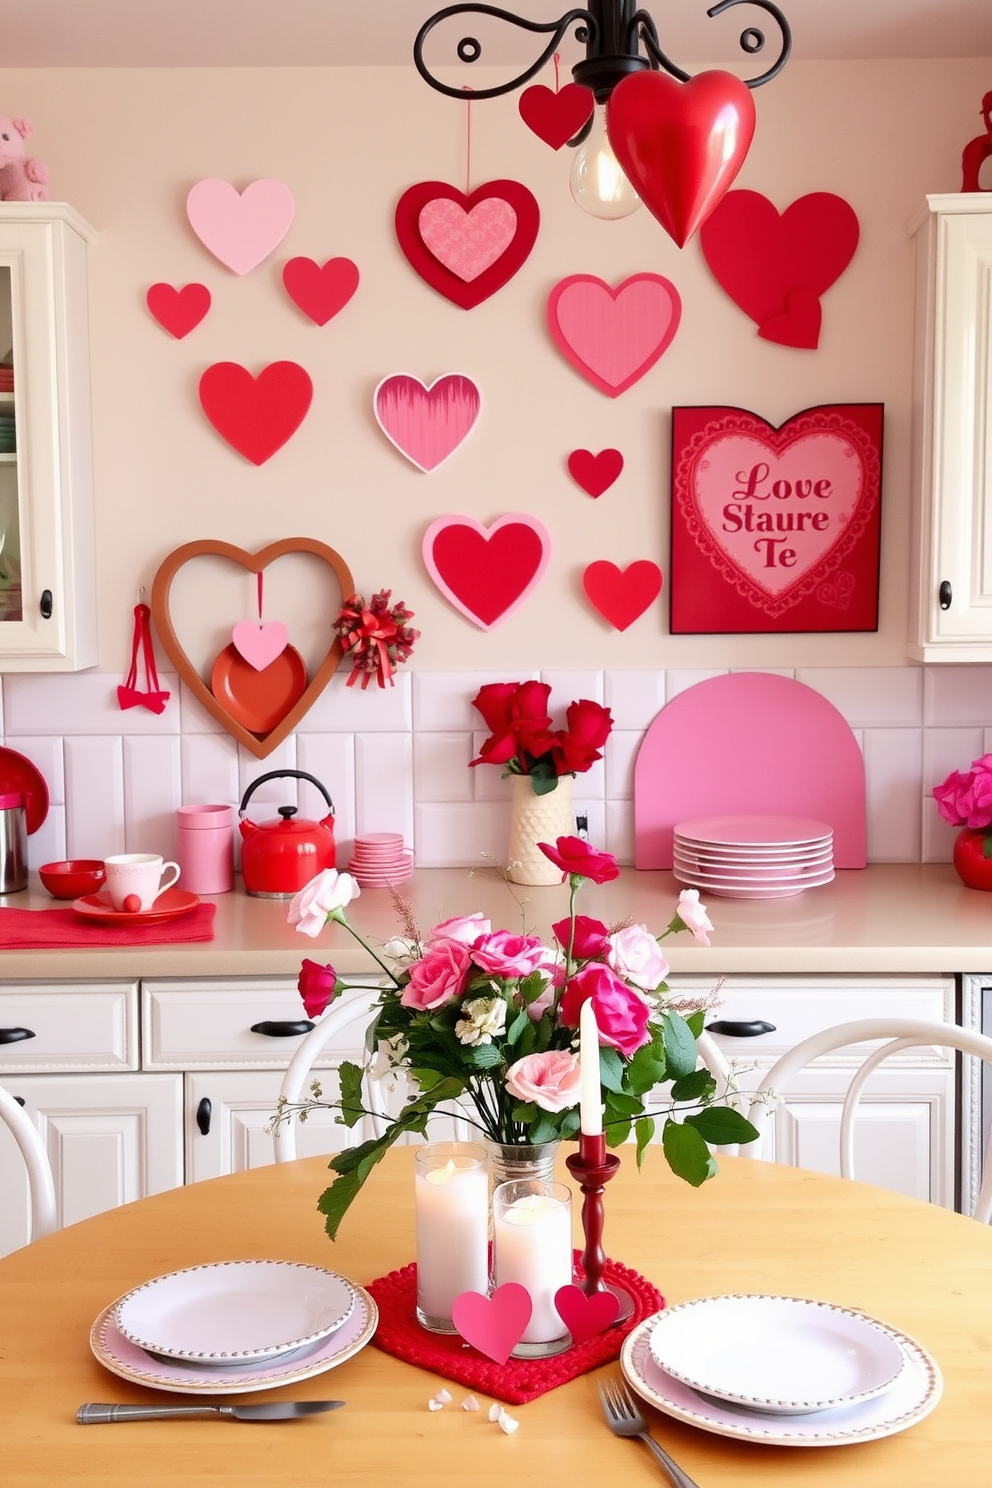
[0,204,97,670]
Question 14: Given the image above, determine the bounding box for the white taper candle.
[579,997,603,1136]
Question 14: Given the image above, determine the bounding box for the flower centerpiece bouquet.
[471,680,612,794]
[933,752,992,851]
[276,835,758,1240]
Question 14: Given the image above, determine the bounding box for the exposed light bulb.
[568,103,641,220]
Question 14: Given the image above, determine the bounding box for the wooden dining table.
[1,1148,990,1487]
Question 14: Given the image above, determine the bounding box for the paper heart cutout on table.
[418,198,517,283]
[567,448,624,497]
[518,82,594,149]
[547,275,681,397]
[395,180,540,309]
[282,256,360,325]
[186,178,295,275]
[553,1285,621,1345]
[583,560,662,631]
[423,514,551,629]
[374,374,480,473]
[150,538,354,760]
[451,1283,532,1365]
[199,362,313,465]
[146,282,211,338]
[700,191,860,349]
[231,620,289,672]
[606,69,755,247]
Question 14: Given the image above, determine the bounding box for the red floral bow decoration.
[334,589,420,690]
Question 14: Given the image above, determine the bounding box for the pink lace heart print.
[418,199,518,283]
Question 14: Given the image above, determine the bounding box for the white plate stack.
[672,814,834,899]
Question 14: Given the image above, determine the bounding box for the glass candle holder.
[415,1142,488,1335]
[492,1178,573,1359]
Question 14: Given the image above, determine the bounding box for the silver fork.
[597,1377,702,1488]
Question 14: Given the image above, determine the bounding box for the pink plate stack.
[348,832,413,888]
[672,815,834,899]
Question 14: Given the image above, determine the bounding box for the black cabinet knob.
[705,1019,777,1038]
[195,1097,212,1136]
[0,1027,36,1044]
[250,1020,314,1038]
[939,580,952,610]
[39,589,53,619]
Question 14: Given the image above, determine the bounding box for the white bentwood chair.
[273,988,387,1163]
[0,1082,57,1242]
[735,1018,992,1223]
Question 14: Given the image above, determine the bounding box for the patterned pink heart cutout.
[186,178,295,275]
[282,257,360,325]
[231,621,289,671]
[451,1283,532,1364]
[423,514,551,630]
[418,199,517,283]
[547,274,682,397]
[554,1285,621,1345]
[374,374,480,473]
[146,282,211,338]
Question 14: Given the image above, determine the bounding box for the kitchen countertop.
[2,864,992,979]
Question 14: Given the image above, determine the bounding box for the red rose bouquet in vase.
[471,681,613,885]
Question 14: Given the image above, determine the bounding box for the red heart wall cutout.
[282,256,360,325]
[422,514,551,629]
[199,361,313,465]
[547,275,681,397]
[451,1284,532,1365]
[700,191,860,349]
[606,70,755,247]
[567,448,624,497]
[519,83,594,149]
[583,560,662,630]
[395,180,540,309]
[554,1284,621,1344]
[146,282,211,338]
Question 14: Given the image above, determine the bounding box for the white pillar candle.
[579,997,603,1136]
[415,1143,489,1332]
[493,1181,573,1344]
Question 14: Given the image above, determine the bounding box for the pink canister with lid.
[175,804,235,894]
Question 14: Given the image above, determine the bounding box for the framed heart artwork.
[669,404,883,634]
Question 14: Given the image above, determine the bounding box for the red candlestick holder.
[565,1132,635,1322]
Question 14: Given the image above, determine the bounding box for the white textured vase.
[506,773,574,885]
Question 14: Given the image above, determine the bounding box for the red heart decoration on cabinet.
[198,362,313,465]
[395,180,540,309]
[518,83,594,148]
[282,257,360,325]
[146,282,211,338]
[583,560,662,631]
[567,448,624,497]
[554,1284,621,1344]
[423,514,551,629]
[451,1283,532,1364]
[606,70,755,247]
[547,275,681,397]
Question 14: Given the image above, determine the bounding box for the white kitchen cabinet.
[0,203,97,670]
[908,194,992,661]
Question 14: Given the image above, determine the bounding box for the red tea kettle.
[238,769,336,898]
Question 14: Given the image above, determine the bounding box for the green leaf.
[463,1042,502,1069]
[560,1108,581,1138]
[530,1117,558,1144]
[663,1009,698,1081]
[604,1115,631,1147]
[337,1060,366,1128]
[685,1107,760,1145]
[516,1020,537,1058]
[506,1007,531,1046]
[626,1040,668,1097]
[662,1118,717,1187]
[685,1009,705,1038]
[670,1068,717,1103]
[635,1115,656,1167]
[605,1090,643,1118]
[598,1046,626,1094]
[530,768,560,796]
[511,1101,538,1123]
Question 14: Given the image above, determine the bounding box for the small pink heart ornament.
[554,1284,621,1345]
[231,621,289,672]
[186,178,295,275]
[418,198,518,283]
[451,1283,532,1364]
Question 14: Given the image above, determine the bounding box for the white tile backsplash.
[863,728,923,862]
[64,735,126,859]
[797,666,923,726]
[414,731,473,803]
[604,671,666,731]
[354,733,414,843]
[5,671,180,734]
[123,736,182,854]
[923,666,992,726]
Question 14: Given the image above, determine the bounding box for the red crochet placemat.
[0,903,216,948]
[365,1253,664,1405]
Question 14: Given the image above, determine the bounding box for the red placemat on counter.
[0,903,216,948]
[365,1254,663,1405]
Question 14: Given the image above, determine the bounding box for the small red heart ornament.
[198,362,313,465]
[758,285,823,350]
[146,282,211,338]
[567,448,624,497]
[583,560,662,631]
[554,1285,621,1344]
[395,180,540,309]
[606,70,756,247]
[518,82,594,149]
[451,1283,532,1365]
[423,514,551,629]
[282,257,360,325]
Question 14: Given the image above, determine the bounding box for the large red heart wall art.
[422,514,551,630]
[547,274,681,397]
[199,362,313,465]
[395,180,539,309]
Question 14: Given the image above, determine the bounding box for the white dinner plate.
[672,854,834,882]
[673,841,834,864]
[115,1260,355,1364]
[622,1312,942,1447]
[646,1295,905,1413]
[91,1282,377,1396]
[673,868,835,898]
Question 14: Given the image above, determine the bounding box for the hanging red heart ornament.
[606,70,756,248]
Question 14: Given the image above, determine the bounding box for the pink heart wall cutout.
[583,560,662,630]
[186,178,295,275]
[547,275,681,397]
[418,198,518,283]
[395,180,540,309]
[231,621,290,672]
[567,448,624,497]
[199,362,313,465]
[606,70,755,247]
[282,257,360,325]
[423,514,551,630]
[374,374,481,473]
[553,1285,621,1345]
[451,1283,532,1365]
[518,83,594,149]
[146,282,211,338]
[700,191,860,349]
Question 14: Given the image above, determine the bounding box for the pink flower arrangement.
[471,681,613,795]
[933,754,992,833]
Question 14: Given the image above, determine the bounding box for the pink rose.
[472,930,549,979]
[605,924,670,991]
[552,914,608,961]
[287,869,361,938]
[934,769,974,827]
[297,958,337,1018]
[506,1051,582,1113]
[428,912,491,947]
[538,836,620,884]
[559,963,652,1058]
[401,940,472,1011]
[674,889,713,946]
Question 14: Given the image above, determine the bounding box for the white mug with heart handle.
[103,853,181,912]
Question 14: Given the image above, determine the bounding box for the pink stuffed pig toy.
[0,116,49,202]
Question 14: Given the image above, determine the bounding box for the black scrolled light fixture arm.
[414,4,598,101]
[630,0,791,89]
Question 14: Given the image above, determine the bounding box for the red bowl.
[38,859,106,899]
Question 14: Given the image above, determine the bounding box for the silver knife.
[77,1400,345,1424]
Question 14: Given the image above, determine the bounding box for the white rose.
[676,889,713,946]
[288,869,361,938]
[604,924,670,991]
[454,995,508,1047]
[382,936,419,963]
